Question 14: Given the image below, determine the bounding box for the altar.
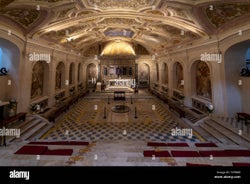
[105,78,135,92]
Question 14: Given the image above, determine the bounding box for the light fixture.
[238,79,242,86]
[181,80,184,85]
[94,55,98,60]
[152,55,156,60]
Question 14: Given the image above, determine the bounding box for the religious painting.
[31,61,44,99]
[139,63,149,81]
[175,62,183,90]
[196,61,212,99]
[162,63,168,85]
[55,62,64,90]
[69,63,74,85]
[156,63,159,82]
[87,63,97,79]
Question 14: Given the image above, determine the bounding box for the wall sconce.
[181,80,184,85]
[7,80,11,86]
[94,55,98,60]
[238,79,242,86]
[151,55,155,60]
[65,80,69,86]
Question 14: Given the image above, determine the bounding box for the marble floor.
[0,90,250,167]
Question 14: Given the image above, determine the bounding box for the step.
[205,120,242,145]
[25,123,52,141]
[211,117,250,142]
[21,122,48,141]
[208,119,250,147]
[199,123,235,145]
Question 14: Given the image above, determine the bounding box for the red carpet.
[147,142,189,147]
[186,162,212,166]
[199,150,228,157]
[28,141,89,146]
[225,149,250,157]
[15,145,73,156]
[232,162,250,166]
[143,150,171,157]
[194,142,217,147]
[171,150,200,157]
[199,150,250,157]
[15,146,48,155]
[43,149,73,156]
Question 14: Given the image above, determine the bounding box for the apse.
[101,40,136,56]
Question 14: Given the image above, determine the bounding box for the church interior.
[0,0,250,167]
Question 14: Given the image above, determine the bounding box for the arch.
[191,60,212,100]
[0,37,20,101]
[55,62,65,90]
[31,61,49,99]
[224,39,250,115]
[173,62,184,91]
[69,62,75,85]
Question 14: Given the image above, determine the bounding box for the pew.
[1,112,26,126]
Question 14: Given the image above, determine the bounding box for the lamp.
[238,79,242,86]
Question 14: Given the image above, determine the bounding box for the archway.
[224,39,250,115]
[0,37,20,101]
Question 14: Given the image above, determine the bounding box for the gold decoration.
[101,40,135,56]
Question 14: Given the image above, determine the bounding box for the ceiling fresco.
[0,0,249,55]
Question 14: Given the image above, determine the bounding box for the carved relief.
[87,0,156,9]
[98,18,141,26]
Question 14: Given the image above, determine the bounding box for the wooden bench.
[237,112,250,132]
[237,112,250,124]
[168,102,185,118]
[1,112,26,126]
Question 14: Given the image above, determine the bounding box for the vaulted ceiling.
[1,0,250,56]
